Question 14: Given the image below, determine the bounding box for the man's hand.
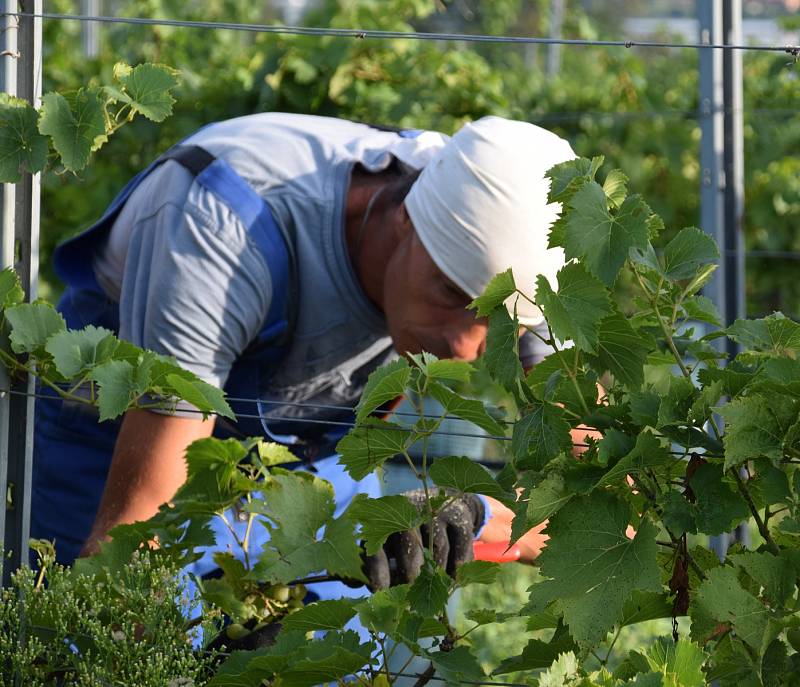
[80,409,214,557]
[478,496,548,563]
[362,490,485,590]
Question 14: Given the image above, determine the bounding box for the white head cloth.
[405,116,576,325]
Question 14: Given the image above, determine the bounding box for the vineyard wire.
[8,11,800,54]
[1,387,723,459]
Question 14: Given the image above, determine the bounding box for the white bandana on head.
[404,116,576,325]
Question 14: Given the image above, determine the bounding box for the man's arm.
[80,409,214,557]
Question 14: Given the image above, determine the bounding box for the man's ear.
[395,202,415,241]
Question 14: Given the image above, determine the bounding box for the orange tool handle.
[473,541,521,563]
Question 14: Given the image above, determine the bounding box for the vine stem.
[633,270,692,380]
[732,471,779,554]
[242,493,254,570]
[546,323,591,416]
[632,268,778,550]
[604,625,624,664]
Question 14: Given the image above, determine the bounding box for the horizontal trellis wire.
[1,387,724,460]
[7,11,800,54]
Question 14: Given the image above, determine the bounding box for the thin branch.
[732,470,779,554]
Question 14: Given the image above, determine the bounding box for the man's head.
[405,116,575,327]
[372,117,574,361]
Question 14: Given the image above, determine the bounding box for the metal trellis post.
[0,0,42,585]
[699,0,747,560]
[81,0,100,57]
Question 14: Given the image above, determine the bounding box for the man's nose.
[445,324,488,361]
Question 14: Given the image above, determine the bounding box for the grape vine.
[0,62,179,181]
[3,156,800,686]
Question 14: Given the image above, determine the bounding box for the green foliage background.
[41,0,799,316]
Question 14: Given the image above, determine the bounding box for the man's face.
[382,225,488,361]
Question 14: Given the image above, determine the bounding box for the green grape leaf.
[703,634,759,685]
[38,89,107,171]
[427,381,505,436]
[602,168,628,209]
[535,262,612,353]
[661,227,719,281]
[355,358,410,422]
[176,438,254,514]
[0,268,23,310]
[201,577,252,620]
[455,560,501,586]
[424,645,486,685]
[597,428,636,467]
[681,295,721,326]
[511,401,572,470]
[336,419,411,481]
[257,441,300,467]
[586,311,651,389]
[408,557,451,616]
[619,591,674,627]
[281,599,360,633]
[538,652,581,687]
[692,565,777,654]
[356,586,408,636]
[347,494,422,556]
[727,313,800,357]
[596,431,672,488]
[89,359,136,421]
[529,492,661,645]
[511,472,571,542]
[208,630,307,684]
[483,308,523,392]
[643,638,706,687]
[0,93,48,182]
[253,471,365,584]
[109,62,180,122]
[411,351,473,383]
[629,241,661,274]
[45,325,117,379]
[546,156,603,204]
[629,387,661,427]
[564,182,651,286]
[276,631,375,687]
[660,490,696,536]
[717,394,798,469]
[493,634,576,675]
[5,303,66,354]
[469,268,516,317]
[729,551,797,606]
[428,455,510,502]
[465,608,497,625]
[657,377,697,428]
[165,372,234,419]
[688,463,750,536]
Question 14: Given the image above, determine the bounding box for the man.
[32,113,575,581]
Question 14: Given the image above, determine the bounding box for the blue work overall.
[31,143,380,599]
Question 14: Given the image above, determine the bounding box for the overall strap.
[53,143,297,353]
[188,150,296,354]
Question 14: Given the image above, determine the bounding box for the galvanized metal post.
[0,0,18,577]
[698,0,726,327]
[81,0,100,57]
[0,0,42,584]
[699,0,748,560]
[546,0,565,77]
[722,0,745,336]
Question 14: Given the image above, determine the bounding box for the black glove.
[363,490,485,591]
